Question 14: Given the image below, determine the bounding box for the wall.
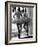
[37,3,38,43]
[0,0,38,46]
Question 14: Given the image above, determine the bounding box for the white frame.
[5,1,37,45]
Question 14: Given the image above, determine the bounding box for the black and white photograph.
[11,6,33,39]
[5,1,37,45]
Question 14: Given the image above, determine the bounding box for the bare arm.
[13,13,16,18]
[20,12,22,16]
[19,12,22,16]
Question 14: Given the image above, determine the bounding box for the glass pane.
[10,6,33,39]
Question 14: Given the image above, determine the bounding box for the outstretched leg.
[23,23,28,36]
[17,24,22,38]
